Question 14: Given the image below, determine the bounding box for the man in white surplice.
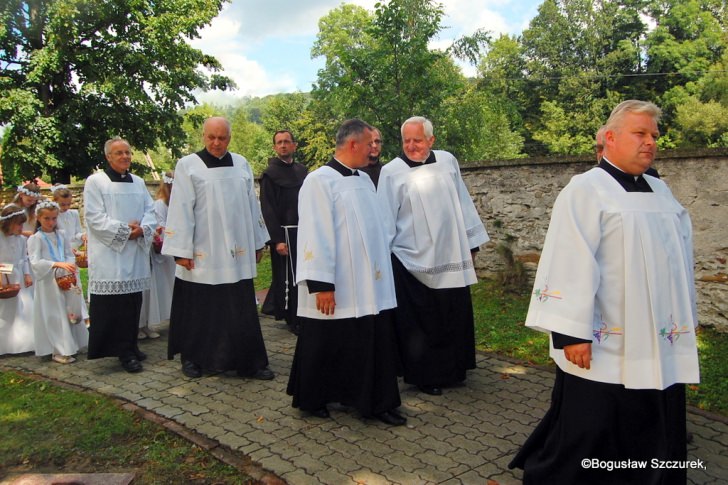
[287,119,405,426]
[85,137,156,373]
[509,101,699,484]
[162,117,273,381]
[377,116,489,396]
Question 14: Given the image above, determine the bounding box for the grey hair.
[335,119,374,147]
[401,116,434,139]
[104,136,130,155]
[604,100,662,133]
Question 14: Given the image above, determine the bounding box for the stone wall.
[463,148,728,332]
[3,149,725,330]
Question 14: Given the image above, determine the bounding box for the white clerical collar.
[333,158,357,174]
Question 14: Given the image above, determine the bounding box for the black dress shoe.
[121,358,143,373]
[134,349,147,361]
[238,367,275,380]
[309,407,330,419]
[374,409,407,426]
[418,385,442,395]
[182,360,202,378]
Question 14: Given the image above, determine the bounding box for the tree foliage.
[0,0,232,184]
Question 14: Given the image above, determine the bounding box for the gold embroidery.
[375,262,382,280]
[194,252,205,259]
[236,248,247,256]
[303,242,314,261]
[164,230,175,237]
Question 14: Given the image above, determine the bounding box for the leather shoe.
[374,409,406,426]
[134,349,147,361]
[239,367,274,380]
[121,358,143,373]
[182,360,202,378]
[309,407,330,419]
[418,385,442,395]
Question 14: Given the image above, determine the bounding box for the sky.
[189,0,543,105]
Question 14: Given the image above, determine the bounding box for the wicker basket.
[75,249,88,268]
[54,268,77,291]
[0,273,20,299]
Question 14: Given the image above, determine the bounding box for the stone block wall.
[2,150,725,330]
[462,149,728,332]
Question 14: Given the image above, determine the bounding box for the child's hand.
[53,262,77,273]
[24,274,33,288]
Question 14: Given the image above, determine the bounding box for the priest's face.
[273,132,297,162]
[369,129,382,162]
[203,119,231,158]
[351,128,374,169]
[106,140,132,175]
[604,113,659,175]
[402,122,435,162]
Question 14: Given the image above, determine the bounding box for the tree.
[311,0,497,162]
[0,0,232,184]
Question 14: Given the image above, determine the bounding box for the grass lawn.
[0,371,256,483]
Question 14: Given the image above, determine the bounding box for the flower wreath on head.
[0,207,26,221]
[17,185,41,198]
[35,199,60,215]
[49,184,68,194]
[162,174,174,184]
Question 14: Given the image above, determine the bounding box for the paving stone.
[2,314,725,485]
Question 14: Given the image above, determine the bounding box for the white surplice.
[84,172,156,294]
[0,233,34,354]
[378,150,489,289]
[526,168,699,390]
[28,229,88,356]
[162,153,269,284]
[296,167,396,319]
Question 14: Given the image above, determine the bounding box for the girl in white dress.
[52,184,90,326]
[0,204,35,355]
[13,183,42,237]
[138,171,175,339]
[28,201,88,364]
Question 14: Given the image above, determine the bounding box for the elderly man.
[287,119,405,426]
[163,117,273,380]
[259,130,308,334]
[509,101,699,484]
[360,127,383,188]
[84,137,156,373]
[377,116,489,396]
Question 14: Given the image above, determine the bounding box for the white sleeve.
[244,161,270,250]
[27,234,55,281]
[296,174,336,285]
[525,178,603,340]
[450,155,489,248]
[161,160,195,259]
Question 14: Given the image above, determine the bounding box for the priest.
[85,137,156,373]
[259,130,308,334]
[359,127,383,188]
[509,100,699,484]
[163,117,273,380]
[287,119,405,426]
[377,116,489,396]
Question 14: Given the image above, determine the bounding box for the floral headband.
[162,174,174,184]
[49,184,68,193]
[0,208,26,221]
[17,185,41,198]
[35,199,60,215]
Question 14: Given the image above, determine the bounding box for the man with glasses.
[85,137,156,373]
[260,130,308,334]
